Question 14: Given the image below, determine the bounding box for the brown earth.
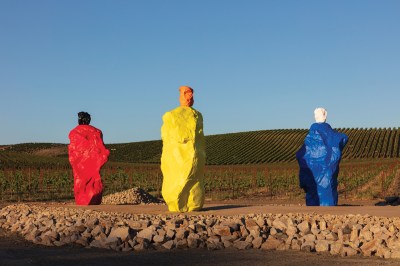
[1,199,400,266]
[32,146,68,157]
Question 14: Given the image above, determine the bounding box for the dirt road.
[67,202,400,218]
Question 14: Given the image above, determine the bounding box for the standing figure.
[68,112,110,205]
[296,108,348,206]
[161,86,206,212]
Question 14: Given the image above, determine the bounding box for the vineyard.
[1,127,400,164]
[0,127,400,202]
[0,159,399,202]
[107,127,400,164]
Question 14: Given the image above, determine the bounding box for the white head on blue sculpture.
[314,107,327,123]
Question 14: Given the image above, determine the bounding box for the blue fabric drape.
[296,123,348,206]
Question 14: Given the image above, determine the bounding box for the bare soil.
[32,147,68,157]
[57,197,400,218]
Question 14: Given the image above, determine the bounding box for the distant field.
[1,127,400,165]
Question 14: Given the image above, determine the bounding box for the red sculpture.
[68,112,109,205]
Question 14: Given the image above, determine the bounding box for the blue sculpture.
[296,108,348,206]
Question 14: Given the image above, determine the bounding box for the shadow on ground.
[0,229,399,266]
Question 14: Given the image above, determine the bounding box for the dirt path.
[387,169,400,196]
[61,201,399,218]
[350,170,384,197]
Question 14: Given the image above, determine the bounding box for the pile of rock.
[1,204,400,259]
[102,187,164,205]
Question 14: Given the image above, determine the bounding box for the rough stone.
[233,240,252,250]
[109,226,131,242]
[176,239,188,249]
[223,240,233,248]
[207,235,221,245]
[272,218,287,231]
[90,225,104,237]
[137,227,154,242]
[315,240,330,252]
[350,228,359,242]
[360,239,378,256]
[175,229,189,240]
[213,225,231,236]
[153,234,165,243]
[325,232,338,241]
[302,233,316,242]
[240,226,250,237]
[301,241,315,252]
[297,221,310,234]
[330,242,342,255]
[166,229,175,239]
[221,235,238,242]
[386,237,400,250]
[376,245,391,259]
[341,246,358,257]
[391,250,400,259]
[90,239,106,249]
[261,236,282,250]
[75,239,89,247]
[207,241,224,250]
[127,220,148,229]
[311,222,320,235]
[291,239,302,251]
[187,235,200,248]
[134,241,150,251]
[252,236,263,249]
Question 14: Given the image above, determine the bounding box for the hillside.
[104,127,400,164]
[1,127,400,166]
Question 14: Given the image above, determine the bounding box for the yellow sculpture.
[161,86,206,212]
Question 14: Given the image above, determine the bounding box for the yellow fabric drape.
[161,106,206,212]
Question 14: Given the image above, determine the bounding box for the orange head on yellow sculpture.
[179,86,194,107]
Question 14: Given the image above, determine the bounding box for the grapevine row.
[2,128,400,166]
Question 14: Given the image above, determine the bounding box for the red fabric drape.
[68,125,109,205]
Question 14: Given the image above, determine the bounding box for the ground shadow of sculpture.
[375,196,400,206]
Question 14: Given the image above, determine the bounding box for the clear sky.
[1,0,399,145]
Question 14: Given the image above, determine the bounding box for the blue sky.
[1,0,399,144]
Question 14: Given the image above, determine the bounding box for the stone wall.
[1,204,400,259]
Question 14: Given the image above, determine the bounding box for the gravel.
[102,187,164,205]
